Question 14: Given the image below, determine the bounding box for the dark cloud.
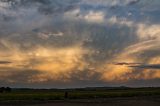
[127,0,140,6]
[114,62,141,66]
[0,0,80,15]
[130,64,160,69]
[0,61,12,64]
[114,62,160,70]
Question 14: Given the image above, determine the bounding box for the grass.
[0,87,160,101]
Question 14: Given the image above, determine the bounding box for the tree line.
[0,87,11,93]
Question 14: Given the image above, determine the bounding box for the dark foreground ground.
[0,96,160,106]
[31,97,160,106]
[0,87,160,106]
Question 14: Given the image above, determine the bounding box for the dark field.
[0,87,160,106]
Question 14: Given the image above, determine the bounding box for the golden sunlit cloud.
[0,40,91,82]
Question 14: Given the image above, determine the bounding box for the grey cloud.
[82,23,138,64]
[0,66,103,88]
[0,68,43,87]
[0,0,156,50]
[124,79,160,87]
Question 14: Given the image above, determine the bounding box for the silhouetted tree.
[0,87,12,93]
[0,87,5,93]
[5,87,11,92]
[64,91,68,98]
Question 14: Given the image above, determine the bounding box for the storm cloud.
[0,0,160,88]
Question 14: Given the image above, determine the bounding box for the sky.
[0,0,160,88]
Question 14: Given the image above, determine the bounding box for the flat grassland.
[0,87,160,106]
